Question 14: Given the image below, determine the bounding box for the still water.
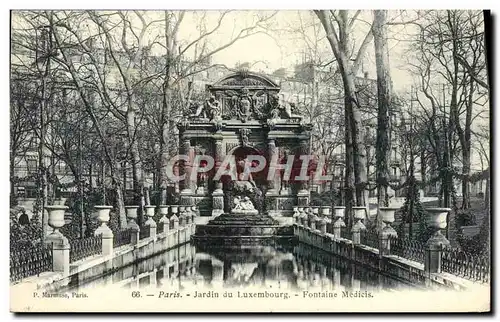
[64,242,414,296]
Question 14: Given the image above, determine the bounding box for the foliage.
[60,183,105,240]
[456,214,490,258]
[454,209,477,227]
[309,189,341,207]
[10,207,43,252]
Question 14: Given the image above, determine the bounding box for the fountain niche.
[176,70,313,245]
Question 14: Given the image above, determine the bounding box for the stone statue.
[268,93,302,120]
[233,196,256,211]
[189,94,221,120]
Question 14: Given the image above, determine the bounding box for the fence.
[70,236,102,263]
[113,229,132,248]
[441,246,490,283]
[10,244,53,283]
[157,223,164,234]
[361,230,379,249]
[340,228,352,240]
[139,226,151,240]
[389,236,425,263]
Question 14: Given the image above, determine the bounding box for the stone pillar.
[178,206,186,227]
[45,205,70,276]
[212,136,224,217]
[351,207,367,245]
[267,139,278,195]
[333,206,346,238]
[170,214,179,247]
[158,205,170,234]
[130,222,140,245]
[293,207,300,224]
[378,207,399,256]
[125,205,139,229]
[144,205,157,238]
[425,208,451,274]
[189,206,197,235]
[94,205,114,256]
[180,136,193,205]
[318,217,327,235]
[297,140,309,195]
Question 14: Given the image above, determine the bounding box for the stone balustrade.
[10,204,195,286]
[295,204,490,288]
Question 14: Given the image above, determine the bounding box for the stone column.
[425,208,451,274]
[297,140,310,206]
[45,205,70,276]
[94,205,114,256]
[180,136,193,205]
[267,139,278,195]
[212,136,224,216]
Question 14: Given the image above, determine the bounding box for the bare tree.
[372,10,393,231]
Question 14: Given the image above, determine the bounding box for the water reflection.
[69,242,413,293]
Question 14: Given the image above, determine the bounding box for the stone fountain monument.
[178,70,312,244]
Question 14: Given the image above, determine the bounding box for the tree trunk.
[158,85,172,205]
[110,161,127,229]
[373,10,392,231]
[126,108,145,226]
[344,95,355,228]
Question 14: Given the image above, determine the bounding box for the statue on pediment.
[189,94,221,120]
[269,93,302,120]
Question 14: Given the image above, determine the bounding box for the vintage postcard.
[9,8,491,313]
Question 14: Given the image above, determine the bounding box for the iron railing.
[113,229,132,248]
[340,228,352,240]
[361,230,379,249]
[10,244,53,283]
[70,236,102,263]
[441,247,490,283]
[139,226,151,240]
[389,236,425,263]
[157,223,164,234]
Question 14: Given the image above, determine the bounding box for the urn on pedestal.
[45,205,69,237]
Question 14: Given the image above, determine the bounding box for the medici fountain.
[173,70,314,246]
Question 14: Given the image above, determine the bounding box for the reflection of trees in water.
[77,242,412,293]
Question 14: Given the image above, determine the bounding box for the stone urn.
[95,205,113,225]
[158,205,170,217]
[144,205,157,227]
[332,206,346,236]
[352,206,367,231]
[171,205,179,216]
[125,205,139,227]
[352,206,367,221]
[426,208,450,230]
[53,197,67,206]
[425,208,451,246]
[379,207,400,225]
[379,207,400,238]
[320,206,331,218]
[94,205,113,236]
[45,205,69,236]
[333,206,346,220]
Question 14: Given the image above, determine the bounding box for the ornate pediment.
[186,70,305,123]
[210,70,280,89]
